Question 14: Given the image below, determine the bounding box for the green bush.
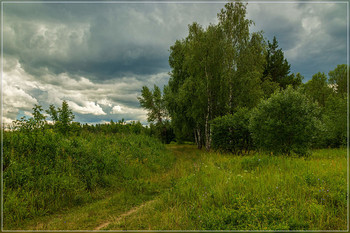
[211,107,252,154]
[249,87,321,156]
[4,128,174,226]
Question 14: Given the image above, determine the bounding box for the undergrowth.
[3,130,174,228]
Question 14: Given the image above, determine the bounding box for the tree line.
[138,1,347,155]
[11,100,154,137]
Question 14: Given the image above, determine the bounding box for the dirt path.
[14,145,197,231]
[94,199,156,230]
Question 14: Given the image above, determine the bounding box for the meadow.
[105,146,348,230]
[4,135,347,230]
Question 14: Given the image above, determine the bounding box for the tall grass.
[3,130,174,228]
[112,146,347,230]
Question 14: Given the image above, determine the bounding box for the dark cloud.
[248,2,347,81]
[3,3,222,82]
[2,2,347,125]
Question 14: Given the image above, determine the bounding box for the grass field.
[7,145,347,231]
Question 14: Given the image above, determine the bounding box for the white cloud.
[98,99,113,107]
[111,104,147,115]
[2,57,152,123]
[3,58,38,122]
[301,16,321,34]
[67,100,106,115]
[111,105,122,114]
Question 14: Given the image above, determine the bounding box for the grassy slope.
[10,145,348,230]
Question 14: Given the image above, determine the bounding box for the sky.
[2,1,348,125]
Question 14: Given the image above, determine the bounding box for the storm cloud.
[2,1,347,125]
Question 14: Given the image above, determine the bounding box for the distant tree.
[138,85,170,143]
[263,36,301,89]
[45,101,75,134]
[328,64,348,96]
[46,104,58,123]
[303,72,333,108]
[14,105,46,132]
[32,104,46,129]
[284,72,304,88]
[138,85,167,124]
[249,87,321,156]
[57,100,75,134]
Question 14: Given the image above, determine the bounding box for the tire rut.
[94,199,156,230]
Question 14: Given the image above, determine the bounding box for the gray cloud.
[2,2,347,125]
[247,2,347,80]
[3,3,222,81]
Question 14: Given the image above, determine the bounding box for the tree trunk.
[197,128,202,149]
[205,112,210,151]
[194,128,198,146]
[205,66,211,152]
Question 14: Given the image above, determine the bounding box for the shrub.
[211,107,252,154]
[322,94,347,147]
[249,87,321,156]
[4,130,174,226]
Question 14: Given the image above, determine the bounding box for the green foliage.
[46,104,58,122]
[58,100,75,134]
[4,117,174,227]
[165,2,265,150]
[138,85,167,124]
[249,87,321,156]
[138,85,175,143]
[45,101,75,134]
[263,36,292,89]
[284,72,304,89]
[211,108,252,154]
[13,105,46,132]
[322,94,347,147]
[301,66,347,148]
[303,72,333,108]
[328,64,348,96]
